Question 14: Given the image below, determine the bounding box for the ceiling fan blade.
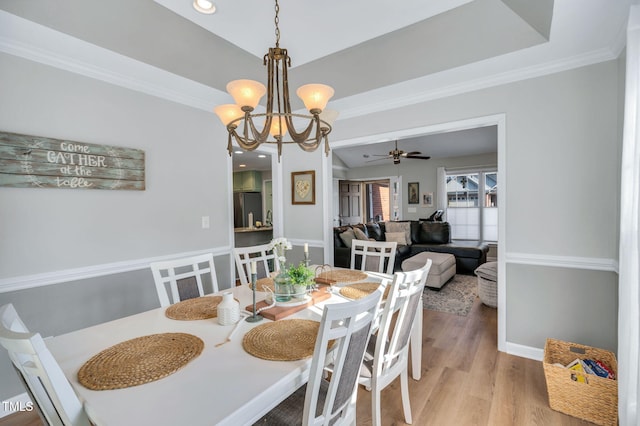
[402,151,421,157]
[365,157,391,163]
[406,154,431,160]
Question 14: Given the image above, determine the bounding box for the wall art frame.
[292,170,315,205]
[408,182,419,204]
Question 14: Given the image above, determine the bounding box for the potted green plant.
[287,262,314,299]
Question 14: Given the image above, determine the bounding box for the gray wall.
[506,264,618,351]
[282,148,325,242]
[0,53,232,277]
[329,60,621,354]
[0,53,235,400]
[0,45,623,402]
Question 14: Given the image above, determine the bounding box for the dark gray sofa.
[333,220,489,274]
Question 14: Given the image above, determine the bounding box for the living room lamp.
[214,0,338,161]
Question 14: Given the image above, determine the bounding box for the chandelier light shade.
[226,80,267,109]
[214,0,337,160]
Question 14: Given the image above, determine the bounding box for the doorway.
[337,179,393,225]
[323,114,506,352]
[231,150,273,248]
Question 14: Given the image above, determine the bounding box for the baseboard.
[505,341,544,361]
[0,393,32,418]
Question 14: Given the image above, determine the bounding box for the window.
[446,170,497,242]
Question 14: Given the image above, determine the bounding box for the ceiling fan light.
[297,84,334,112]
[227,80,266,109]
[214,104,244,126]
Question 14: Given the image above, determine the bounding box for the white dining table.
[46,270,423,426]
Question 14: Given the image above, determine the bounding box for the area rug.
[423,274,477,316]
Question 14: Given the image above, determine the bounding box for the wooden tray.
[246,288,331,321]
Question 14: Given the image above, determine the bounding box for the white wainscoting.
[505,252,619,273]
[0,246,232,294]
[503,251,618,361]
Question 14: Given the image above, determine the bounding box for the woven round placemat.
[316,269,367,284]
[249,277,274,293]
[165,296,223,320]
[340,282,379,299]
[77,333,204,390]
[242,319,319,361]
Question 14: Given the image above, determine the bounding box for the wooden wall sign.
[0,131,145,190]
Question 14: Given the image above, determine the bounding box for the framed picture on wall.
[292,170,316,205]
[408,182,419,204]
[422,192,434,207]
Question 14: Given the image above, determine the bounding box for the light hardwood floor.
[1,297,597,426]
[354,297,597,426]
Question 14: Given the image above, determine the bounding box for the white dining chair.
[233,243,279,287]
[0,304,92,426]
[359,260,431,426]
[150,253,219,307]
[350,239,398,275]
[254,290,383,426]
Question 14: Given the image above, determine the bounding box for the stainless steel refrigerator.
[233,192,263,228]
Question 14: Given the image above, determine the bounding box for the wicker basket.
[543,338,618,426]
[477,276,497,307]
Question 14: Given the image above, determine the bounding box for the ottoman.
[401,252,456,289]
[474,261,497,307]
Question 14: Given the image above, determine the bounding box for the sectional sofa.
[333,220,489,274]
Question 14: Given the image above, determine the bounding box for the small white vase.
[217,292,240,326]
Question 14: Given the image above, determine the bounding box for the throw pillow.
[339,228,356,248]
[385,221,411,245]
[353,227,368,241]
[385,232,406,245]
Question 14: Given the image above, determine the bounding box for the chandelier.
[214,0,338,160]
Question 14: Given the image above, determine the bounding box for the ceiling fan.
[367,140,431,164]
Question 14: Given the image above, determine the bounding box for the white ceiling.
[0,0,633,164]
[232,149,272,172]
[335,126,498,169]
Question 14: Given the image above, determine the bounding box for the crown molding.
[0,9,624,123]
[333,47,619,120]
[0,10,227,112]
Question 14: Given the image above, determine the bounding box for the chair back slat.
[150,253,218,307]
[304,290,382,425]
[350,239,398,274]
[360,258,432,426]
[0,304,91,426]
[232,243,278,286]
[375,262,431,376]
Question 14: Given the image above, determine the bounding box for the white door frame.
[322,113,507,351]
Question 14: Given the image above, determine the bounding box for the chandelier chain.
[274,0,280,47]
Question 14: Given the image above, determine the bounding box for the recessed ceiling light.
[258,154,266,158]
[234,150,243,154]
[193,0,216,14]
[239,164,246,168]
